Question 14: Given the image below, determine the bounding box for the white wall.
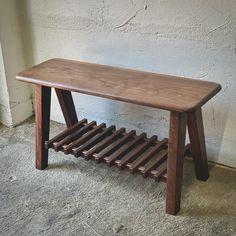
[0,43,12,126]
[0,0,34,126]
[20,0,236,167]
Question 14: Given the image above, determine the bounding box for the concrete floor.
[0,118,236,236]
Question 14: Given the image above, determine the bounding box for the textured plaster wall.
[21,0,236,167]
[0,0,34,126]
[0,43,12,126]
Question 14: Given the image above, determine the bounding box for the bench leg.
[55,89,78,127]
[187,108,209,181]
[166,111,187,215]
[35,85,51,170]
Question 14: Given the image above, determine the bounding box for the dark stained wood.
[150,161,167,181]
[122,135,158,169]
[45,120,169,185]
[105,133,146,166]
[55,89,78,127]
[93,130,136,161]
[45,119,87,149]
[83,128,125,160]
[63,123,106,154]
[53,121,96,151]
[17,58,221,112]
[187,108,209,181]
[35,85,51,170]
[160,173,167,183]
[166,112,187,215]
[128,138,168,173]
[138,150,167,177]
[73,125,115,156]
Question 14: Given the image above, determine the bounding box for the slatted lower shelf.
[45,119,190,183]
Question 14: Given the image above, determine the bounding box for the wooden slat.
[150,161,167,181]
[42,116,192,187]
[44,118,190,185]
[45,119,87,149]
[63,123,106,154]
[138,150,167,177]
[83,128,125,160]
[117,135,157,169]
[72,125,115,157]
[160,173,167,183]
[53,121,96,151]
[93,130,136,161]
[105,133,146,166]
[128,138,168,173]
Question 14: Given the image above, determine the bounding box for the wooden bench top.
[16,58,221,112]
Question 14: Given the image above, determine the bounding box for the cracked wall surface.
[17,0,236,167]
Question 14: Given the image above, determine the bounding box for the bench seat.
[17,58,221,112]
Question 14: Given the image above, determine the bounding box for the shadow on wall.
[15,0,34,70]
[203,98,231,164]
[69,92,169,139]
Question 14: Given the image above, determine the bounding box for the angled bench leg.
[55,89,78,127]
[166,111,187,215]
[35,85,51,170]
[187,108,209,181]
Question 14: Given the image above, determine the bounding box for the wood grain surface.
[16,58,221,112]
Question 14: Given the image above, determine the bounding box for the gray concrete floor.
[0,118,236,236]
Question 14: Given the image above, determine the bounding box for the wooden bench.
[16,58,221,215]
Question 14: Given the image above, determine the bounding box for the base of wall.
[11,99,34,127]
[0,98,34,127]
[0,103,12,126]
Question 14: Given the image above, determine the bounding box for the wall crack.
[115,5,147,29]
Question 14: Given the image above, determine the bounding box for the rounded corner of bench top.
[213,82,222,93]
[183,81,221,112]
[15,58,222,112]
